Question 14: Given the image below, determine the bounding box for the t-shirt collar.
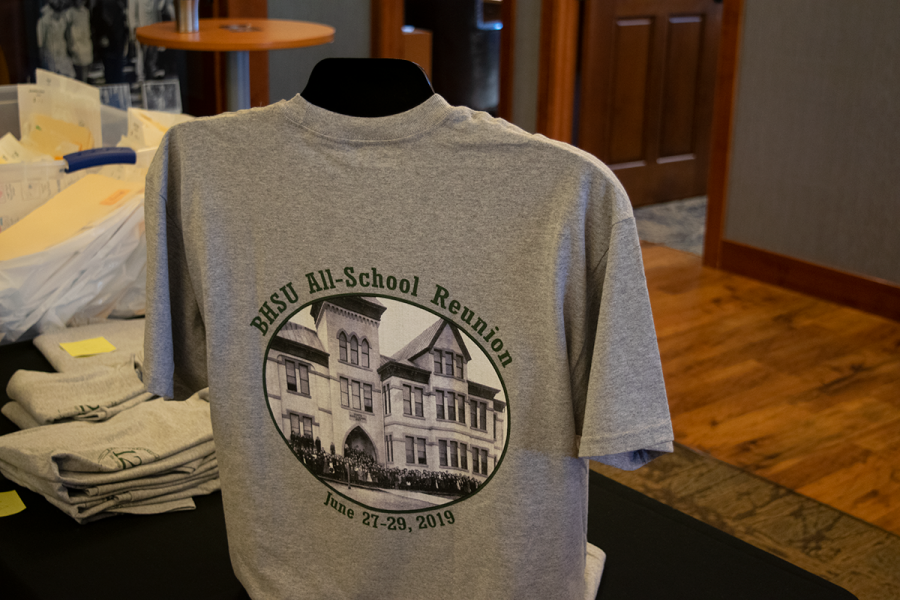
[280,93,453,142]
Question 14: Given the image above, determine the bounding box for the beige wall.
[723,0,900,284]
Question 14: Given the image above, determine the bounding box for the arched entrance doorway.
[344,426,377,462]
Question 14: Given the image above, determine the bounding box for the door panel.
[578,0,721,207]
[609,18,653,165]
[660,16,703,157]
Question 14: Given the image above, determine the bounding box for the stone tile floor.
[591,444,900,600]
[632,196,707,256]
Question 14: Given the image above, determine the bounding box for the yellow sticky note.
[59,336,117,358]
[0,490,26,517]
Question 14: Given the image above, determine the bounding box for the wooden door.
[577,0,721,207]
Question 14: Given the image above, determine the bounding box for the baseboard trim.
[720,241,900,322]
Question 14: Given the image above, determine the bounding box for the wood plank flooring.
[642,243,900,536]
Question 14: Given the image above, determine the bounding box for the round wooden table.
[136,19,335,112]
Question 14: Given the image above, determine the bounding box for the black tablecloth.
[0,340,857,600]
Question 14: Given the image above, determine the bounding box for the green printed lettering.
[472,318,488,336]
[306,272,324,294]
[431,284,449,308]
[259,302,279,325]
[344,267,357,288]
[371,268,384,288]
[114,450,142,469]
[251,316,269,335]
[280,282,298,304]
[269,292,287,313]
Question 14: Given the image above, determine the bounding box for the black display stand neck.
[300,58,435,118]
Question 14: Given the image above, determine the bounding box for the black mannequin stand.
[300,58,435,117]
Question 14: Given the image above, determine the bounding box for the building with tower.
[264,296,507,494]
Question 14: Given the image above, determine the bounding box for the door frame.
[536,0,580,142]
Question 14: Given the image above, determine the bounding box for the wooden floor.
[643,243,900,536]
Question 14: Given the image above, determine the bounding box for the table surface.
[135,18,335,52]
[0,339,858,600]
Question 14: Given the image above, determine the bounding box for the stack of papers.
[0,173,142,261]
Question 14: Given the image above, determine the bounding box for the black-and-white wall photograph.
[27,0,183,109]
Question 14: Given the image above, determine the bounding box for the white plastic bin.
[0,84,154,232]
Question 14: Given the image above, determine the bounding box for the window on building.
[286,360,310,395]
[439,440,448,466]
[363,384,373,413]
[494,413,497,440]
[460,443,468,470]
[298,363,310,395]
[352,381,361,410]
[480,449,488,475]
[447,392,456,421]
[350,336,359,365]
[361,340,370,368]
[480,403,487,431]
[472,447,480,474]
[385,435,394,463]
[436,390,445,420]
[450,441,459,468]
[383,385,391,415]
[445,352,454,377]
[285,359,297,392]
[455,355,463,379]
[340,378,349,407]
[434,350,442,374]
[458,395,466,423]
[417,438,427,465]
[470,400,478,429]
[290,413,300,434]
[339,333,348,362]
[406,436,415,464]
[303,416,313,438]
[414,388,424,417]
[403,385,412,415]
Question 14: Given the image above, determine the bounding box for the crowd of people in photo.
[290,434,482,497]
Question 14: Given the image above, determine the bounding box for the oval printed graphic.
[264,295,510,512]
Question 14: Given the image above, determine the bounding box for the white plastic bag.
[0,194,145,344]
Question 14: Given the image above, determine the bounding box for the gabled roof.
[390,318,473,364]
[277,321,326,353]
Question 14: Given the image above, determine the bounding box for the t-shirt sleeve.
[142,131,208,401]
[573,181,674,470]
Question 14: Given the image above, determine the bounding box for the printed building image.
[264,296,508,510]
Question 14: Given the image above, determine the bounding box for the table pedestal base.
[226,51,251,112]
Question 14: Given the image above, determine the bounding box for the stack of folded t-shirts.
[0,319,219,523]
[32,318,147,372]
[2,359,153,428]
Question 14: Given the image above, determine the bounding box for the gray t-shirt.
[144,94,673,600]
